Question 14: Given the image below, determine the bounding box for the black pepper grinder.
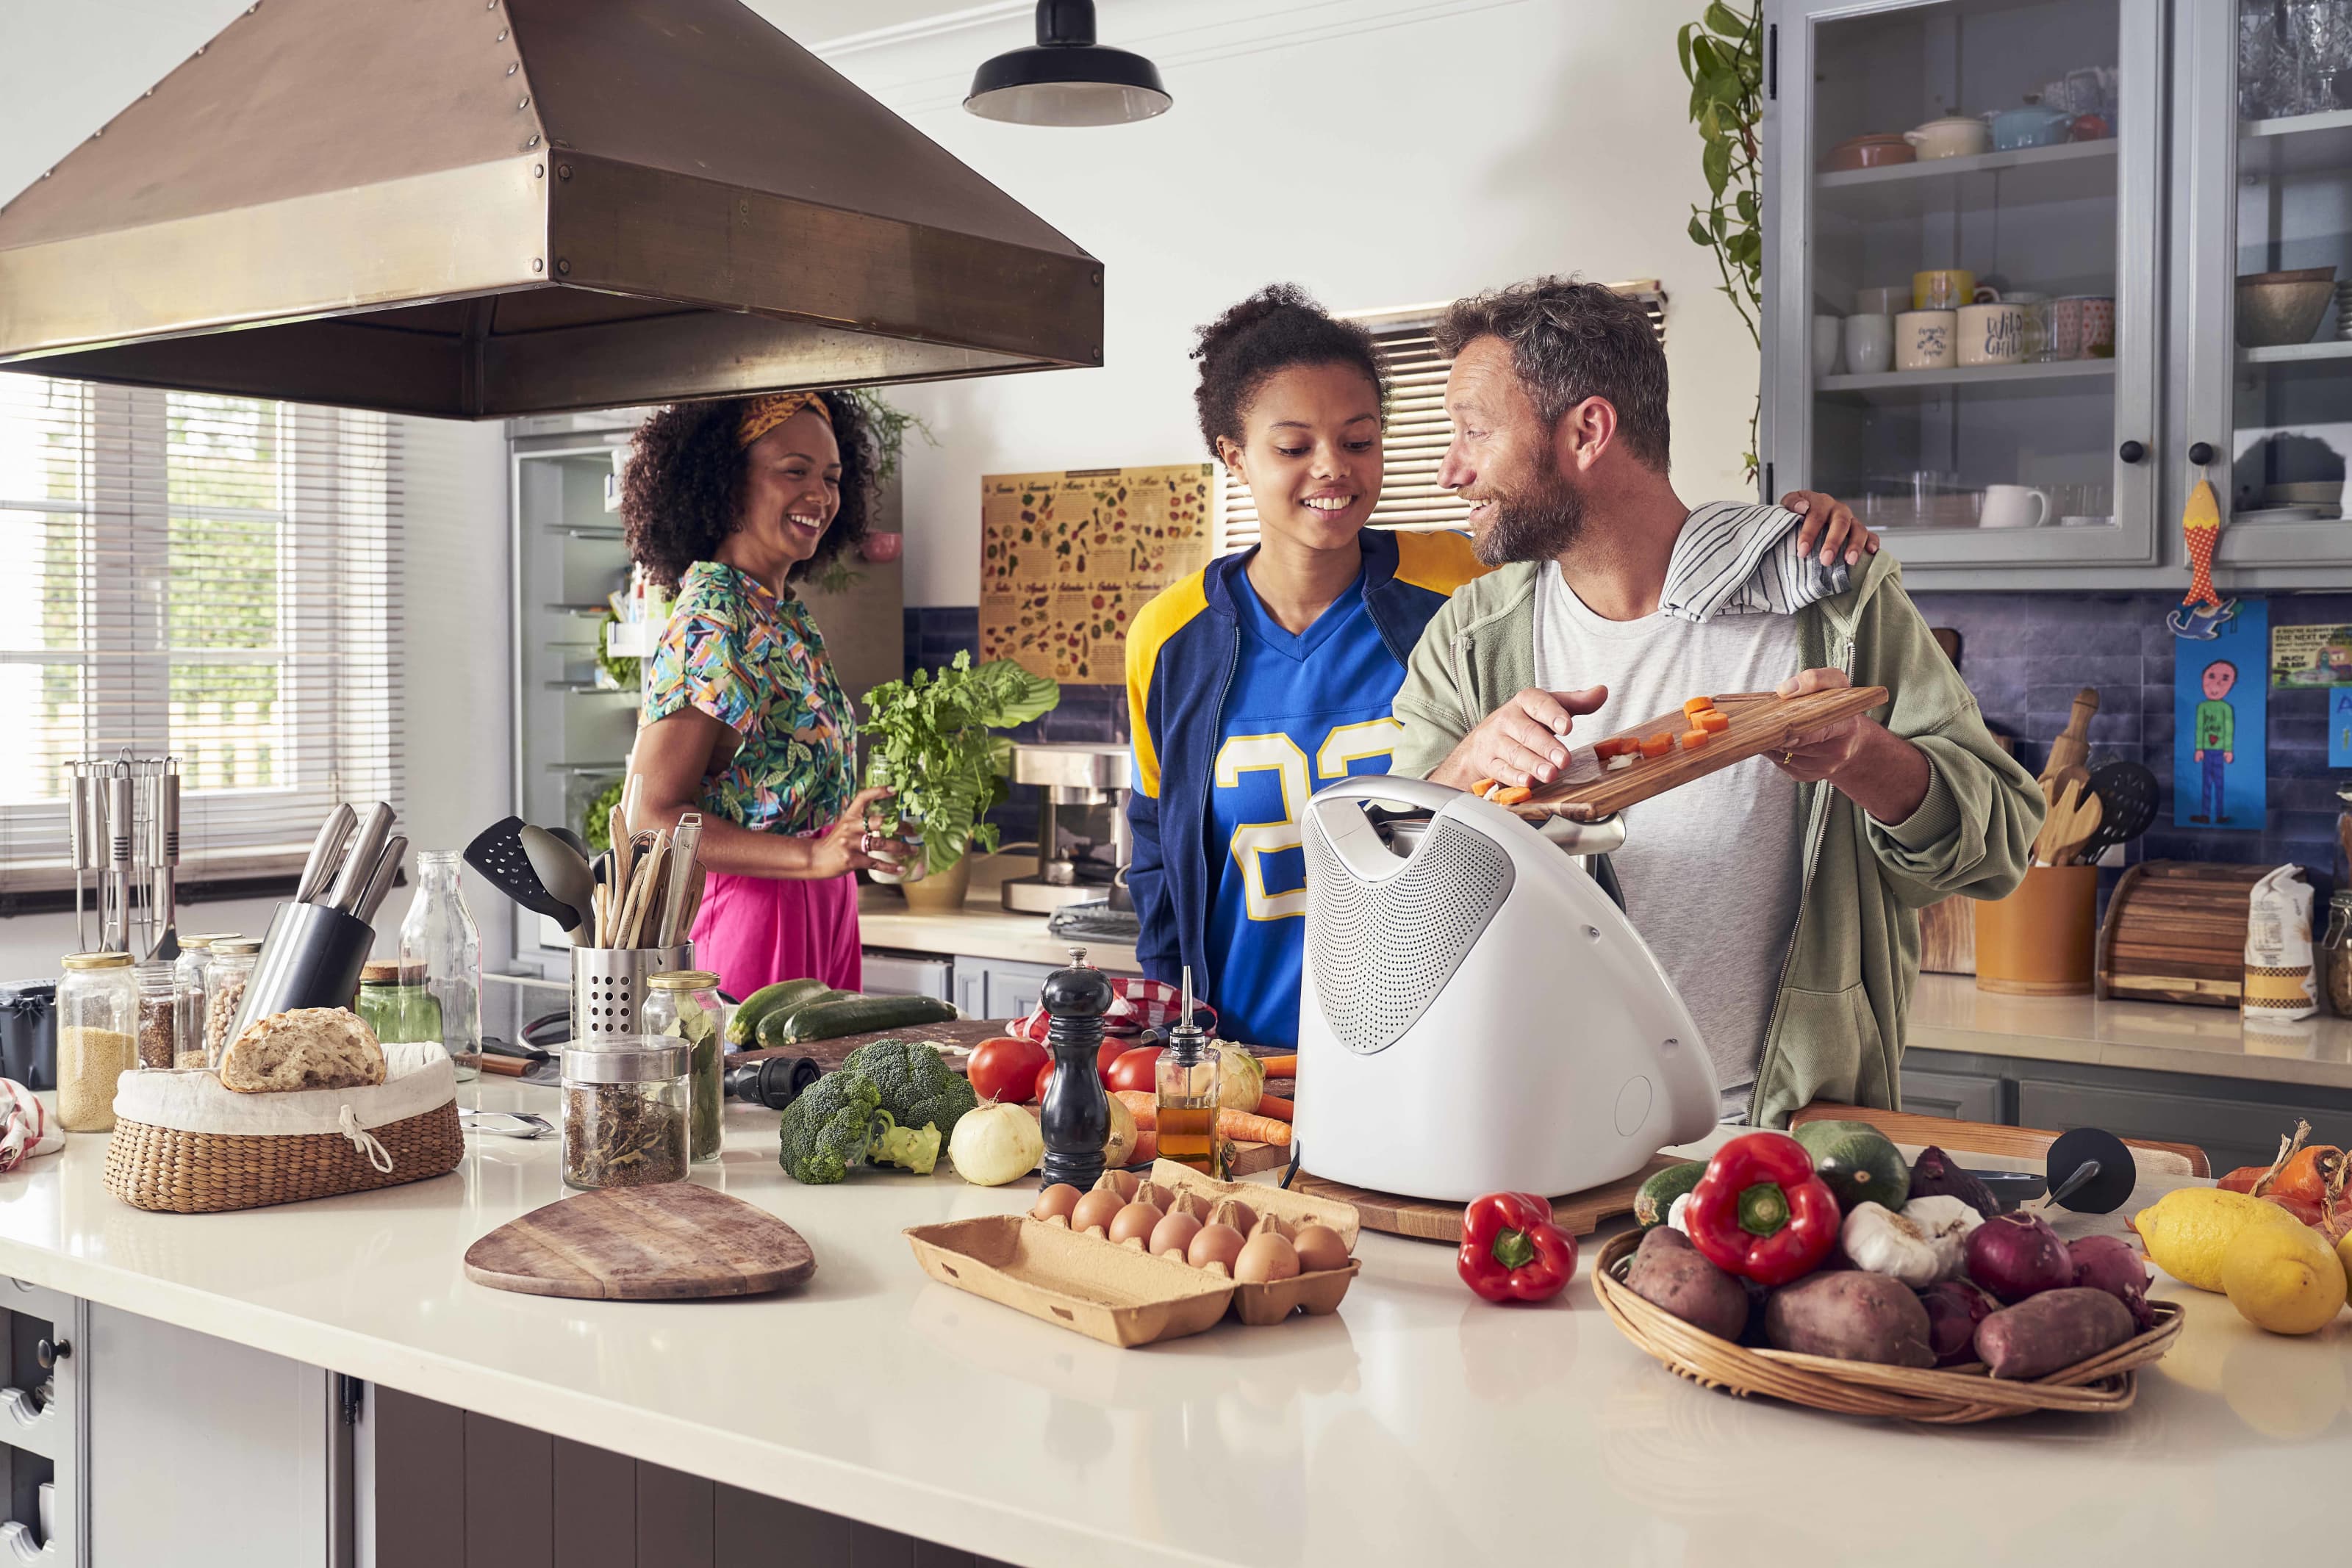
[1038,946,1114,1191]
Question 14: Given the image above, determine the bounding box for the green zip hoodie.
[1387,550,2043,1127]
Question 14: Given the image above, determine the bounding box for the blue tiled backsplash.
[911,597,2350,889]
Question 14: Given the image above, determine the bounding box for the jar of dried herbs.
[561,1036,689,1190]
[135,961,177,1070]
[642,970,725,1163]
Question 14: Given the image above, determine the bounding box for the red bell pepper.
[1685,1132,1841,1286]
[1457,1191,1577,1303]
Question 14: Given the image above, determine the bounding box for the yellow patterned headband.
[736,391,831,448]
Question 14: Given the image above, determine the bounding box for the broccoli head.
[866,1111,941,1176]
[778,1070,881,1184]
[840,1038,977,1144]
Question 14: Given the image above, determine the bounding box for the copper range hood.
[0,0,1102,418]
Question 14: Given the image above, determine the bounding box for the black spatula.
[462,816,576,924]
[2082,761,2158,863]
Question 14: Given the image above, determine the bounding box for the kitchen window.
[0,375,402,893]
[1213,283,1667,553]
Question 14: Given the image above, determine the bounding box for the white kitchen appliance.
[1294,776,1718,1202]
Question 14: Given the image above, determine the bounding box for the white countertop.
[0,1080,2345,1567]
[1911,972,2352,1092]
[858,855,1139,971]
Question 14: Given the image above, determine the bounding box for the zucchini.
[1812,1129,1912,1214]
[775,994,960,1044]
[753,988,857,1049]
[727,978,832,1046]
[1633,1161,1707,1229]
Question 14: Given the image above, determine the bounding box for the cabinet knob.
[34,1339,67,1370]
[2118,440,2146,464]
[2188,442,2215,467]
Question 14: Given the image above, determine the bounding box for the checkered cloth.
[1006,977,1216,1045]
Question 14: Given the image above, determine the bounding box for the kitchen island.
[0,1079,2341,1567]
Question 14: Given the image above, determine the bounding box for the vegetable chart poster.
[2173,597,2268,830]
[980,464,1213,683]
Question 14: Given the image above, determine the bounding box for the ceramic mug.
[1843,312,1895,374]
[2048,295,2115,359]
[1980,484,2052,529]
[1957,302,2027,365]
[1913,269,1977,310]
[1854,284,1910,317]
[1812,314,1843,378]
[1905,115,1991,159]
[1895,310,1957,370]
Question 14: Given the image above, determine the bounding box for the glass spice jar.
[134,961,177,1071]
[642,970,725,1163]
[2323,893,2352,1019]
[356,960,440,1045]
[203,939,262,1068]
[57,952,135,1132]
[561,1036,690,1190]
[173,934,237,1071]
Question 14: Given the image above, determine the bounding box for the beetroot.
[1918,1279,1997,1365]
[1908,1146,2001,1218]
[1965,1211,2074,1303]
[2068,1233,2156,1331]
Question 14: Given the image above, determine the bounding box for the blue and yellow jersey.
[1123,528,1485,1041]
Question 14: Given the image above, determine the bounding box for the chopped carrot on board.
[1682,729,1710,750]
[1697,709,1730,733]
[1493,785,1532,805]
[1682,696,1715,716]
[1640,734,1674,759]
[1469,777,1497,797]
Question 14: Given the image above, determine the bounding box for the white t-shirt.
[1532,562,1806,1110]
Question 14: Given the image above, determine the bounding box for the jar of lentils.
[203,938,262,1067]
[172,934,237,1071]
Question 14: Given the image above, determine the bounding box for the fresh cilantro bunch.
[861,652,1059,876]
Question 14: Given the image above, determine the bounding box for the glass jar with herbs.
[561,1036,690,1190]
[203,939,262,1067]
[134,961,177,1071]
[57,952,135,1132]
[172,935,237,1071]
[2323,893,2352,1019]
[642,970,725,1163]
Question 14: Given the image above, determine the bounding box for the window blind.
[1213,281,1668,553]
[0,377,403,891]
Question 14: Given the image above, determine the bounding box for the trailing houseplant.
[1679,1,1765,481]
[861,652,1059,880]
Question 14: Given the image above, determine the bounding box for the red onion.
[1908,1146,2001,1218]
[1964,1211,2074,1303]
[1917,1279,1997,1365]
[2068,1233,2156,1331]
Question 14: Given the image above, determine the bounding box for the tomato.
[1105,1046,1163,1094]
[1097,1039,1126,1085]
[1036,1059,1055,1102]
[968,1037,1047,1104]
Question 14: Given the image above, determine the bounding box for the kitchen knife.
[354,835,407,923]
[327,802,395,913]
[295,803,356,905]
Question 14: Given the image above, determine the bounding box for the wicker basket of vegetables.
[1592,1129,2182,1424]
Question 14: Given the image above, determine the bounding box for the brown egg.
[1100,1168,1141,1202]
[1188,1221,1247,1272]
[1108,1201,1165,1247]
[1223,1200,1258,1234]
[1293,1223,1349,1273]
[1071,1187,1126,1235]
[1233,1229,1301,1285]
[1150,1208,1203,1259]
[1030,1184,1083,1223]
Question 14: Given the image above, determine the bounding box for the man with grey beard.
[1386,277,2041,1126]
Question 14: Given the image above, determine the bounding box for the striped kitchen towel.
[1658,500,1851,624]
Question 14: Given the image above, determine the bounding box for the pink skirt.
[689,871,863,1000]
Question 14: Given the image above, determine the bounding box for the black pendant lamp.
[965,0,1171,127]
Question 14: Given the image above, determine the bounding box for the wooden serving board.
[1510,686,1890,821]
[463,1183,815,1301]
[1288,1154,1684,1244]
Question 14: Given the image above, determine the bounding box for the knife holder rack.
[234,900,376,1037]
[570,945,691,1043]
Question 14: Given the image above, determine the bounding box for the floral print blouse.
[642,561,856,836]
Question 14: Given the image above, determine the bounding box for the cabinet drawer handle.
[2118,440,2146,464]
[2187,441,2215,467]
[34,1339,66,1371]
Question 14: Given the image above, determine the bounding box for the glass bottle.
[1153,966,1228,1178]
[203,939,262,1068]
[2323,893,2352,1018]
[357,961,441,1045]
[400,851,480,1082]
[642,970,725,1162]
[134,962,177,1071]
[173,934,237,1071]
[561,1036,690,1190]
[57,952,135,1132]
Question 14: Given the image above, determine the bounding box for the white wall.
[817,0,1764,606]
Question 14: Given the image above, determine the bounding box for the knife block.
[234,901,376,1037]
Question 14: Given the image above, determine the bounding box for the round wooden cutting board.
[463,1182,815,1301]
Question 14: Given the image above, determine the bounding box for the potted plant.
[860,652,1059,912]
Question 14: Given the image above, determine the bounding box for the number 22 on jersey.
[1213,718,1403,921]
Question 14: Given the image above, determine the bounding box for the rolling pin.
[2040,687,2098,793]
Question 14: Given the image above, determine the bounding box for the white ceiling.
[750,0,992,48]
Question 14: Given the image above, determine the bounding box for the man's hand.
[1431,686,1607,791]
[1782,490,1882,568]
[1769,669,1931,824]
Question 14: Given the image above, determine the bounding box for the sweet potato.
[1622,1226,1748,1341]
[1973,1286,2135,1380]
[1763,1270,1935,1367]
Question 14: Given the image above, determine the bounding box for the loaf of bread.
[218,1008,387,1093]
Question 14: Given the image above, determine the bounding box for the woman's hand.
[806,786,911,880]
[1781,490,1882,568]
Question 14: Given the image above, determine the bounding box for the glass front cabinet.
[1765,0,2352,588]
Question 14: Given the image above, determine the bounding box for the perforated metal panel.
[1304,812,1513,1054]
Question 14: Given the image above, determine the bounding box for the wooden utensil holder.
[1974,866,2097,996]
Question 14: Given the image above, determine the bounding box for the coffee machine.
[1000,743,1134,914]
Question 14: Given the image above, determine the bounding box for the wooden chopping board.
[463,1183,815,1301]
[1511,686,1890,821]
[1288,1154,1683,1243]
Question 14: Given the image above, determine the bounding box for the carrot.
[1682,696,1715,715]
[1639,734,1674,759]
[1258,1054,1297,1078]
[1468,777,1497,797]
[1254,1093,1294,1122]
[1219,1110,1292,1147]
[1114,1089,1157,1130]
[1696,708,1730,733]
[1493,785,1532,805]
[1681,729,1710,750]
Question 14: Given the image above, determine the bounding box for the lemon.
[2220,1221,2347,1335]
[2133,1187,2305,1292]
[2338,1230,2352,1298]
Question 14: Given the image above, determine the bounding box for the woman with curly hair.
[622,389,906,997]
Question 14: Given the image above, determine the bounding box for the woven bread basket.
[102,1042,462,1214]
[1593,1230,2183,1423]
